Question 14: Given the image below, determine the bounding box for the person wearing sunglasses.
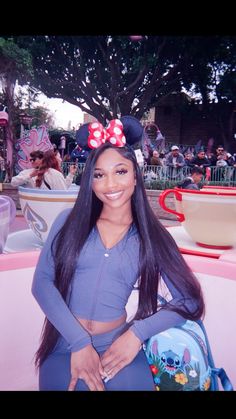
[11,150,44,188]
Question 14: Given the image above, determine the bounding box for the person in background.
[184,151,194,167]
[208,145,225,167]
[54,149,77,188]
[35,150,70,190]
[189,149,211,174]
[177,166,204,190]
[216,152,228,168]
[225,153,235,167]
[150,150,163,166]
[32,117,204,391]
[11,150,44,188]
[165,145,185,179]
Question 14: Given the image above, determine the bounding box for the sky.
[1,83,85,130]
[38,93,84,130]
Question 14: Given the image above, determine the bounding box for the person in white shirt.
[35,150,72,190]
[11,150,44,188]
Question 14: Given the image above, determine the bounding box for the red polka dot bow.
[88,119,126,149]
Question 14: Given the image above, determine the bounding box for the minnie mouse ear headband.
[75,116,143,150]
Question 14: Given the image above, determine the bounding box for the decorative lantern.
[0,107,9,127]
[59,136,66,150]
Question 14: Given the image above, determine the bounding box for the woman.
[32,117,204,391]
[11,150,44,188]
[35,150,71,190]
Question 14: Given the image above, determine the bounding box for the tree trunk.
[2,78,16,178]
[5,125,14,179]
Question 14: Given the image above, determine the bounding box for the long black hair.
[35,142,204,367]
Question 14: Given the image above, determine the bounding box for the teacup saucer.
[3,229,43,253]
[166,226,236,259]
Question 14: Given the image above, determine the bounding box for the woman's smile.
[104,191,123,200]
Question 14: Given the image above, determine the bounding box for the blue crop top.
[32,209,199,353]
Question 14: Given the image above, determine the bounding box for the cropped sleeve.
[129,271,200,343]
[31,209,91,352]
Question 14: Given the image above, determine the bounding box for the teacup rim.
[174,187,236,197]
[18,186,79,196]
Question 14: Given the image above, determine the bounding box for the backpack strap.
[211,368,234,391]
[197,320,234,391]
[43,178,51,190]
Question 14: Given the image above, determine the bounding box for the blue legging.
[39,324,155,391]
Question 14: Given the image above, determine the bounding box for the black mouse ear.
[120,116,144,146]
[75,123,90,150]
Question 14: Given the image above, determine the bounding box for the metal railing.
[61,162,236,189]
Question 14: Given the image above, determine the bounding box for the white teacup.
[201,185,236,194]
[18,186,79,243]
[159,187,236,249]
[0,195,16,253]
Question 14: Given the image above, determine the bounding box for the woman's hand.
[68,344,106,391]
[100,329,142,380]
[69,165,77,176]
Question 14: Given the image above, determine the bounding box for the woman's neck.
[99,205,133,226]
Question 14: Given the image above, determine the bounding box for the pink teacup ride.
[1,249,236,390]
[0,185,79,389]
[1,186,235,390]
[159,187,236,251]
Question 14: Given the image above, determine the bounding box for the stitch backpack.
[144,319,233,391]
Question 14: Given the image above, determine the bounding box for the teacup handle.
[159,189,185,222]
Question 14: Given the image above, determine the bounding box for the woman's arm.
[11,169,35,187]
[31,209,91,352]
[65,165,77,188]
[129,272,200,343]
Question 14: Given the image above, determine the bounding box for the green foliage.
[0,37,33,82]
[144,180,178,190]
[12,35,235,124]
[30,106,55,129]
[144,179,236,190]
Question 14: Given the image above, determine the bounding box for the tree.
[15,85,56,132]
[14,36,196,123]
[0,37,33,175]
[15,35,236,147]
